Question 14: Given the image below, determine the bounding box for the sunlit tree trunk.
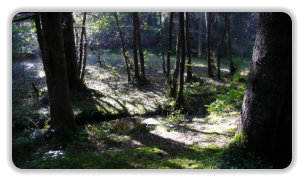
[78,12,87,76]
[80,29,88,81]
[238,12,292,168]
[62,12,83,91]
[226,12,236,76]
[132,12,140,81]
[40,12,76,135]
[216,13,228,81]
[205,12,213,77]
[198,12,203,58]
[185,12,192,82]
[166,12,174,80]
[135,12,146,81]
[176,12,186,107]
[114,12,131,82]
[159,12,166,75]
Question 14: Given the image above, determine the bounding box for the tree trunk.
[176,12,186,107]
[40,12,76,135]
[170,15,182,98]
[166,12,174,80]
[114,12,131,82]
[159,12,166,75]
[132,12,140,81]
[62,12,82,92]
[226,12,236,76]
[238,12,292,168]
[78,12,87,76]
[135,12,146,81]
[185,12,192,82]
[205,12,213,77]
[216,13,228,81]
[198,12,203,58]
[80,29,88,81]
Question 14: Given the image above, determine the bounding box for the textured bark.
[170,14,182,98]
[62,12,82,91]
[176,12,186,106]
[216,13,228,81]
[166,12,174,80]
[198,12,203,58]
[159,12,166,75]
[238,12,292,168]
[114,12,131,82]
[78,12,87,76]
[226,12,236,76]
[135,13,146,81]
[80,30,88,80]
[132,13,140,81]
[40,13,76,133]
[205,12,213,77]
[185,12,192,82]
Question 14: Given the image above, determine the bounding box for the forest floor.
[12,52,270,169]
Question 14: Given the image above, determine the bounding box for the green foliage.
[232,56,243,69]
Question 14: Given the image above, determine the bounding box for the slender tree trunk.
[78,12,87,76]
[166,12,174,80]
[135,12,146,81]
[238,12,291,168]
[185,12,192,82]
[226,12,236,76]
[159,12,166,75]
[132,13,140,81]
[176,12,186,107]
[216,13,228,81]
[205,12,213,77]
[170,16,182,98]
[80,30,87,80]
[40,12,76,135]
[114,12,131,82]
[198,12,203,58]
[62,12,82,92]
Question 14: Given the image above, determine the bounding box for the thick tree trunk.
[205,12,213,77]
[135,12,146,81]
[114,12,131,82]
[216,13,228,81]
[40,13,76,135]
[185,12,192,82]
[170,15,182,98]
[132,13,140,81]
[159,12,166,75]
[238,12,292,168]
[78,12,87,76]
[226,12,236,76]
[176,12,186,107]
[198,12,203,58]
[166,12,174,80]
[62,12,82,91]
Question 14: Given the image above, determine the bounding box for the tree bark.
[216,13,228,81]
[78,12,87,76]
[205,12,213,77]
[135,12,146,81]
[80,29,88,81]
[176,12,186,107]
[170,14,182,98]
[226,12,236,76]
[166,12,174,80]
[238,12,292,168]
[114,12,131,82]
[185,12,192,82]
[132,12,140,81]
[159,12,166,75]
[40,13,76,135]
[198,12,203,58]
[62,12,82,91]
